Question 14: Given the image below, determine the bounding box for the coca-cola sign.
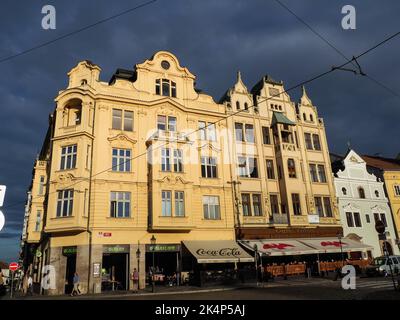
[196,247,242,257]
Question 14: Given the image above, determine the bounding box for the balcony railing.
[148,130,189,143]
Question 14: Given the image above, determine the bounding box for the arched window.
[342,187,347,195]
[155,79,176,97]
[236,101,240,110]
[375,190,380,198]
[63,98,82,127]
[310,114,314,122]
[303,113,307,121]
[358,187,366,199]
[244,102,248,110]
[287,159,296,178]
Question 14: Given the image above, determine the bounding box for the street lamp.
[151,235,156,293]
[253,244,258,286]
[136,242,141,291]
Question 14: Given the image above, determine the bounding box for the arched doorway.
[383,241,393,256]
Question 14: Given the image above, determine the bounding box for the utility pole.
[228,181,242,239]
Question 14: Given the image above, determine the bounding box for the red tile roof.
[362,155,400,170]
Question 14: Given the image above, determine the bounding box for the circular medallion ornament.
[161,60,170,70]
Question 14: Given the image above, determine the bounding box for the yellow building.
[362,155,400,254]
[21,51,342,295]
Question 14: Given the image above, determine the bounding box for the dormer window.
[81,79,88,86]
[155,79,176,98]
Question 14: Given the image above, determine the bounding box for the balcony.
[147,130,189,144]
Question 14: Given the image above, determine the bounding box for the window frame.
[203,195,220,220]
[112,148,131,172]
[110,191,131,218]
[201,156,218,178]
[56,189,74,217]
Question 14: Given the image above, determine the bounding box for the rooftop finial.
[237,70,242,83]
[300,85,312,105]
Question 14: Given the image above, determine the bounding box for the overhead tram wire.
[273,0,400,99]
[3,29,400,211]
[0,0,157,65]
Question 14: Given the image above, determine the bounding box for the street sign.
[375,220,386,234]
[0,185,6,207]
[9,262,19,272]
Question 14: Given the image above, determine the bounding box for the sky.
[0,0,399,263]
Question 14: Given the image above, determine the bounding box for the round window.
[161,60,170,70]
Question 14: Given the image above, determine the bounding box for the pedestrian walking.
[71,272,81,296]
[27,275,33,296]
[131,268,139,293]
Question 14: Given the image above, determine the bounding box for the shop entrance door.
[64,254,76,294]
[102,253,129,291]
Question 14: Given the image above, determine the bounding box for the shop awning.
[298,238,373,254]
[239,239,319,256]
[182,240,254,263]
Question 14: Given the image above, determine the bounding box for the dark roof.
[250,74,282,96]
[108,68,137,85]
[362,155,400,171]
[218,89,231,104]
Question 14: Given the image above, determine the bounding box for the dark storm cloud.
[1,0,400,262]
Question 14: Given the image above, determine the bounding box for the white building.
[332,149,399,258]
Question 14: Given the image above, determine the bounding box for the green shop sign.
[62,246,77,256]
[146,244,180,253]
[103,244,130,254]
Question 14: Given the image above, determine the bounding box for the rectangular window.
[155,79,160,95]
[323,197,333,217]
[245,124,255,143]
[312,134,321,150]
[162,79,170,96]
[235,123,244,142]
[199,121,206,140]
[161,191,172,217]
[168,116,177,132]
[266,160,275,179]
[173,149,183,172]
[110,192,131,218]
[394,185,400,196]
[292,193,301,215]
[38,176,45,195]
[242,194,251,216]
[112,109,122,130]
[124,110,133,131]
[366,214,370,223]
[56,189,74,217]
[262,127,271,144]
[112,148,131,172]
[157,115,167,131]
[346,212,354,227]
[207,123,216,141]
[175,191,185,217]
[203,196,220,220]
[252,194,262,216]
[201,157,217,178]
[270,194,280,214]
[380,213,387,227]
[238,157,258,178]
[309,164,318,183]
[288,159,296,178]
[315,197,324,217]
[60,145,77,170]
[161,148,171,172]
[317,165,327,183]
[171,81,177,98]
[353,212,362,227]
[305,133,313,150]
[35,210,41,231]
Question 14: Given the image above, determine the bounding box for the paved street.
[6,275,400,300]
